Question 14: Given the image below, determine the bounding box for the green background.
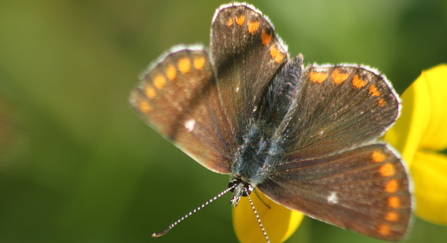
[1,0,446,242]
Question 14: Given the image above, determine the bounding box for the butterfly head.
[228,177,253,206]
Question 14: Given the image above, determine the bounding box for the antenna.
[247,190,270,243]
[152,184,237,237]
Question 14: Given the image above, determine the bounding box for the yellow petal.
[418,65,447,151]
[385,64,447,165]
[233,191,304,243]
[411,150,447,224]
[385,75,429,166]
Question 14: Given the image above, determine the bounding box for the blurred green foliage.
[0,0,446,242]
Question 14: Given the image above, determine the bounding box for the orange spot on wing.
[380,164,396,177]
[193,56,206,70]
[261,29,272,46]
[385,211,399,222]
[153,75,166,89]
[385,179,399,193]
[178,57,191,74]
[248,21,260,34]
[145,86,157,98]
[388,196,401,208]
[138,100,151,113]
[369,84,381,96]
[331,68,349,84]
[270,47,284,63]
[378,98,386,107]
[309,70,329,83]
[371,150,386,163]
[166,64,177,80]
[352,74,367,88]
[227,17,233,27]
[236,15,245,25]
[377,224,391,236]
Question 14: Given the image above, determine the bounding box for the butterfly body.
[229,55,303,206]
[130,2,412,241]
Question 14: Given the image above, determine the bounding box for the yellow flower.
[233,192,303,243]
[233,65,447,242]
[385,64,447,225]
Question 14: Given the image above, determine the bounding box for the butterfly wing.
[274,65,401,159]
[259,144,412,241]
[130,4,290,174]
[129,46,234,174]
[258,65,412,241]
[211,3,289,136]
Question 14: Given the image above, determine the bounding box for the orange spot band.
[310,71,329,83]
[270,47,284,63]
[248,21,260,34]
[236,15,245,25]
[369,84,381,96]
[178,57,191,74]
[385,211,399,222]
[352,74,367,88]
[377,224,391,236]
[331,68,349,84]
[153,75,166,89]
[145,87,156,98]
[139,100,151,113]
[261,29,272,46]
[388,196,401,208]
[371,150,386,163]
[385,179,399,193]
[166,64,177,80]
[380,164,396,177]
[193,56,206,70]
[227,17,233,27]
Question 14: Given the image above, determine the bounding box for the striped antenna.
[152,184,237,237]
[247,190,270,243]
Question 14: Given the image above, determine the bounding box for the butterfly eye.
[228,178,241,192]
[228,178,251,196]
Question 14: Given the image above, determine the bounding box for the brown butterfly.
[129,2,412,242]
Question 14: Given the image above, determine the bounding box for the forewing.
[259,144,412,241]
[275,65,400,159]
[211,3,289,136]
[129,47,234,174]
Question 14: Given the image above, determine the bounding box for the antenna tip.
[152,228,170,238]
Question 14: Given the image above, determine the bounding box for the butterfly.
[129,2,412,242]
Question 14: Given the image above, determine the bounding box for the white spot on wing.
[327,191,338,204]
[184,119,196,132]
